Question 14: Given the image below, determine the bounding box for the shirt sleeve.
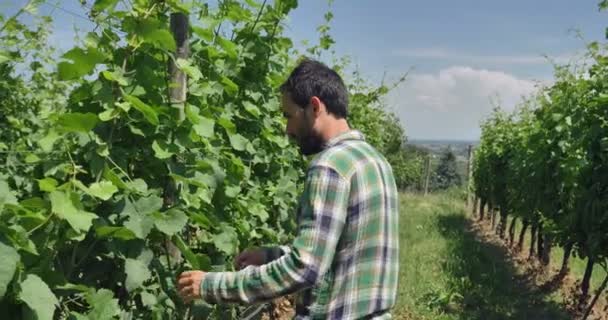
[200,165,349,304]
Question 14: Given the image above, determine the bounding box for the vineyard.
[471,6,608,317]
[0,0,421,319]
[3,0,608,319]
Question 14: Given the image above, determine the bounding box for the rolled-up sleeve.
[201,165,349,304]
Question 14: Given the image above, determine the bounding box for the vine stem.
[27,212,54,235]
[107,156,135,183]
[582,272,608,320]
[249,0,267,34]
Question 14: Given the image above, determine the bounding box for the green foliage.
[1,1,304,318]
[344,68,423,190]
[432,148,462,191]
[472,38,608,270]
[0,1,417,319]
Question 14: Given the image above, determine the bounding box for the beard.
[298,128,324,156]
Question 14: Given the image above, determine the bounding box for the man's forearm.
[200,247,314,304]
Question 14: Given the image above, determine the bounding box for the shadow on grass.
[432,213,570,320]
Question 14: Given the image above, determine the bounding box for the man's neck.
[322,119,351,143]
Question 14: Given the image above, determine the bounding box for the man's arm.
[233,245,291,270]
[200,165,349,304]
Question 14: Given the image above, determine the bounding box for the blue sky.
[2,1,607,140]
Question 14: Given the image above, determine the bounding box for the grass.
[394,192,572,319]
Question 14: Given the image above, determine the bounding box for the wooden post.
[424,154,431,196]
[466,145,473,209]
[164,11,189,269]
[169,12,189,123]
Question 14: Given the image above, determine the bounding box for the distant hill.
[408,139,479,146]
[405,139,478,185]
[406,139,478,160]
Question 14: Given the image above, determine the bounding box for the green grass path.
[394,192,572,320]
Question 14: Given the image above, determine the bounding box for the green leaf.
[192,26,214,42]
[224,185,240,198]
[122,196,161,239]
[166,0,192,13]
[193,116,215,138]
[50,191,97,233]
[135,196,163,215]
[25,154,40,163]
[218,116,236,133]
[172,235,200,269]
[85,288,120,320]
[128,124,145,136]
[96,143,110,157]
[185,104,200,123]
[221,76,238,96]
[57,113,99,133]
[0,180,18,210]
[95,226,137,240]
[213,225,238,255]
[87,181,118,200]
[137,20,176,51]
[147,29,176,51]
[20,198,48,210]
[93,0,119,11]
[37,178,58,192]
[197,254,212,271]
[153,209,187,236]
[19,274,58,320]
[243,101,261,118]
[39,130,59,152]
[152,140,174,159]
[218,37,238,59]
[140,291,157,306]
[123,94,159,125]
[229,133,248,151]
[175,58,202,81]
[68,312,88,320]
[0,51,10,64]
[250,204,269,222]
[124,258,151,292]
[103,166,128,190]
[0,242,19,299]
[123,212,154,239]
[57,47,105,80]
[102,70,128,86]
[551,113,563,122]
[125,179,148,194]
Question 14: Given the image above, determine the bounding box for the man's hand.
[177,271,205,303]
[234,248,267,270]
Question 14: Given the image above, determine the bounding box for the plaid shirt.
[201,130,400,319]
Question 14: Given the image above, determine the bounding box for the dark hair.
[280,58,348,119]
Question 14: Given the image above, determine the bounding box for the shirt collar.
[323,129,365,149]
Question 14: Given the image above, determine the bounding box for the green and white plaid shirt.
[201,130,400,319]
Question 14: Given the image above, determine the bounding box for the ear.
[309,96,324,117]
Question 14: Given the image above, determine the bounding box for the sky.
[2,0,607,140]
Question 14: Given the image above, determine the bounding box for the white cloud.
[391,47,578,66]
[384,66,542,140]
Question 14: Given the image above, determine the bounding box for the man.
[177,58,399,319]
